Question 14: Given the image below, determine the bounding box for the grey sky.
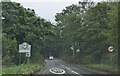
[11,0,104,24]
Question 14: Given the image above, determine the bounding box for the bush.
[82,55,96,64]
[2,33,18,65]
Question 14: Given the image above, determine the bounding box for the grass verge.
[81,64,118,73]
[2,62,45,74]
[60,56,118,73]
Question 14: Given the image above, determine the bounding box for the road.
[36,58,109,75]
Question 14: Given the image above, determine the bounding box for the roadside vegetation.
[2,62,45,74]
[82,64,118,73]
[2,1,55,74]
[54,2,119,73]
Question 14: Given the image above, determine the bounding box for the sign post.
[19,53,21,65]
[108,46,114,65]
[19,42,31,64]
[71,47,74,56]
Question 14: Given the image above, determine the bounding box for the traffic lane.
[37,59,74,74]
[37,58,109,75]
[53,59,80,74]
[54,58,109,74]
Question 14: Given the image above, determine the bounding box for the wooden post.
[27,57,30,63]
[73,50,74,56]
[110,55,112,64]
[19,53,21,65]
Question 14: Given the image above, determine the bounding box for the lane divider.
[66,67,71,70]
[65,67,79,75]
[71,70,79,75]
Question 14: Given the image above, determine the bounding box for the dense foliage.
[2,2,55,65]
[2,1,119,67]
[55,2,118,64]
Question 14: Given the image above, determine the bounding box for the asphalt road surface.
[36,58,109,75]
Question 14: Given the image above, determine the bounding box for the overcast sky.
[11,0,104,23]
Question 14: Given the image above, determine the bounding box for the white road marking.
[49,68,65,74]
[71,70,79,75]
[54,60,80,75]
[61,64,65,67]
[66,67,71,70]
[65,67,79,75]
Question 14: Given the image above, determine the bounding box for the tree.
[2,2,55,65]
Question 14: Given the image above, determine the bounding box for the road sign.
[22,42,28,49]
[19,42,31,53]
[26,53,31,57]
[108,46,114,52]
[77,49,80,53]
[71,47,74,50]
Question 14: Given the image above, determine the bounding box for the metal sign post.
[19,53,21,65]
[108,46,114,65]
[71,46,74,56]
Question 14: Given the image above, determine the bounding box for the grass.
[82,64,118,73]
[60,56,118,73]
[2,62,45,74]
